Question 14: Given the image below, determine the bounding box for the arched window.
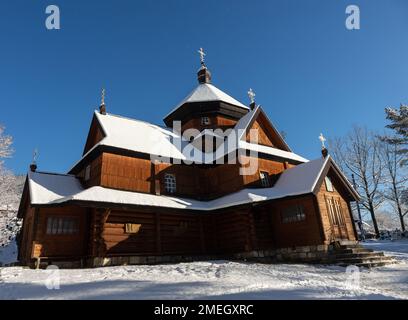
[164,174,176,194]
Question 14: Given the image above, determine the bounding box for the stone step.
[335,247,374,254]
[335,255,395,265]
[336,243,365,249]
[338,258,398,268]
[335,240,359,246]
[334,252,384,260]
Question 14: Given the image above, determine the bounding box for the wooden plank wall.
[251,206,275,250]
[99,153,247,200]
[215,209,252,253]
[78,154,102,188]
[84,118,105,154]
[268,196,324,248]
[181,115,237,132]
[102,209,253,256]
[315,171,357,243]
[241,157,286,187]
[246,119,274,147]
[101,153,152,193]
[21,196,333,262]
[18,206,36,264]
[31,206,88,258]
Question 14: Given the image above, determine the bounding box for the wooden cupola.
[163,48,249,131]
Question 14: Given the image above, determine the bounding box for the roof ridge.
[164,82,248,120]
[31,171,77,177]
[96,110,171,130]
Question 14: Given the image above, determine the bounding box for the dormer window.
[164,174,176,194]
[259,171,270,187]
[84,165,91,181]
[201,116,210,125]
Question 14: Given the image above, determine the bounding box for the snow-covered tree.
[0,124,13,163]
[384,105,408,165]
[375,209,401,231]
[0,125,18,208]
[380,138,408,231]
[0,125,22,249]
[330,126,384,238]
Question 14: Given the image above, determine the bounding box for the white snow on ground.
[0,240,407,300]
[0,240,18,266]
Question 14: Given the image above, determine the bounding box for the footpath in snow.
[0,240,407,300]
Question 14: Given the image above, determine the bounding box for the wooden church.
[17,50,360,268]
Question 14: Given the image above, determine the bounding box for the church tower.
[163,48,250,132]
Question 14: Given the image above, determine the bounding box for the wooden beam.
[155,212,162,254]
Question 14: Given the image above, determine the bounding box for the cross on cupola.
[318,133,329,158]
[198,47,206,66]
[197,47,212,84]
[99,88,106,115]
[247,88,256,110]
[30,148,38,172]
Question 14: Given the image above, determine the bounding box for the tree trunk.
[368,201,380,237]
[397,205,406,232]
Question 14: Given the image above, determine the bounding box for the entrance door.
[326,196,348,240]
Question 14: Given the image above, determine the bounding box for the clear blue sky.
[1,0,408,174]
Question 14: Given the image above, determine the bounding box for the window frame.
[324,176,334,192]
[201,116,210,125]
[259,171,270,187]
[281,205,306,224]
[164,173,177,194]
[46,216,79,236]
[125,223,142,234]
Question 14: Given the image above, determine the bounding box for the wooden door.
[326,196,348,240]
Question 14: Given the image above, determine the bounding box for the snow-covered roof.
[165,83,248,119]
[95,112,188,161]
[28,172,83,204]
[70,109,307,172]
[30,156,343,211]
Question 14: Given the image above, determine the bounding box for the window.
[164,174,176,194]
[201,116,210,125]
[259,171,270,187]
[84,165,91,181]
[46,217,79,235]
[282,205,306,223]
[326,197,345,226]
[325,176,334,192]
[125,223,141,234]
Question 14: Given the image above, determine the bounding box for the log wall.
[315,170,357,243]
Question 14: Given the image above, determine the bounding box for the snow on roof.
[238,141,308,163]
[95,112,188,161]
[214,106,307,162]
[165,83,248,119]
[69,111,307,171]
[30,157,330,210]
[28,171,83,205]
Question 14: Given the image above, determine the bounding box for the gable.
[312,160,359,202]
[83,114,106,155]
[245,109,290,151]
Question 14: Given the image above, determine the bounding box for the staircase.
[328,240,397,268]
